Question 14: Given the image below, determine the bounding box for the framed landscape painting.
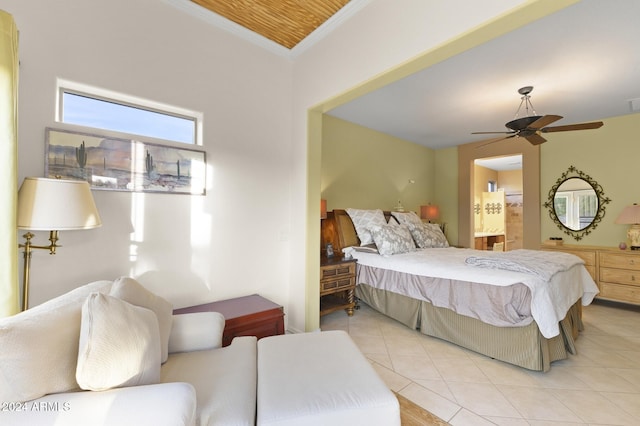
[45,128,206,195]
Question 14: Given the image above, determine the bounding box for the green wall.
[321,115,436,214]
[434,147,458,245]
[540,112,640,247]
[322,112,640,249]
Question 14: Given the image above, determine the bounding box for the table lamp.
[615,203,640,250]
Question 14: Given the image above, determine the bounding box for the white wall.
[3,0,534,332]
[5,0,293,318]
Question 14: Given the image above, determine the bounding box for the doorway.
[458,138,540,250]
[474,155,523,251]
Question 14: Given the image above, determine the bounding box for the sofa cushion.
[169,312,225,354]
[0,382,197,426]
[162,336,257,426]
[110,276,173,363]
[257,331,400,426]
[76,293,161,391]
[0,280,112,402]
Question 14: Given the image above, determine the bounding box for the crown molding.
[162,0,371,59]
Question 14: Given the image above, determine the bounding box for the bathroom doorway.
[474,155,523,251]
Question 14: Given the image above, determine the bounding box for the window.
[57,80,201,145]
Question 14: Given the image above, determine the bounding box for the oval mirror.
[544,166,610,240]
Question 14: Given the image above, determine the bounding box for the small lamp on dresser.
[615,203,640,250]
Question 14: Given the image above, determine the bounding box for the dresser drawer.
[600,267,640,287]
[321,276,355,293]
[584,265,596,281]
[600,252,640,270]
[599,282,640,304]
[320,262,356,280]
[561,250,596,266]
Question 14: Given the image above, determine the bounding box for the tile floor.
[320,300,640,425]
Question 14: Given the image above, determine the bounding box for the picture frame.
[45,127,206,195]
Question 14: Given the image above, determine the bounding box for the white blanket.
[345,247,599,338]
[464,249,583,281]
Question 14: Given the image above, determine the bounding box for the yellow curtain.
[0,10,19,317]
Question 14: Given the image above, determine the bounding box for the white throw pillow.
[346,208,387,246]
[0,280,112,402]
[110,276,173,363]
[368,224,416,256]
[76,293,161,391]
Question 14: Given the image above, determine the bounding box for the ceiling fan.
[472,86,603,145]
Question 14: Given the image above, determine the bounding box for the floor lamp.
[17,177,102,311]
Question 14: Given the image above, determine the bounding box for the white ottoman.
[257,330,400,426]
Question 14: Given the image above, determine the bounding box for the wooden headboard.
[320,209,394,255]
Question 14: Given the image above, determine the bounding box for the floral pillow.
[390,211,423,228]
[407,223,449,248]
[346,208,387,246]
[368,224,416,256]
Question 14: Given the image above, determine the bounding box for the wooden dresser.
[541,244,640,305]
[173,294,285,347]
[599,250,640,305]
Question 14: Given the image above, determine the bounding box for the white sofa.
[0,278,399,426]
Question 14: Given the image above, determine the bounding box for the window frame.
[56,79,203,146]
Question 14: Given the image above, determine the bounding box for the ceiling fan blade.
[471,131,514,135]
[475,134,516,148]
[541,121,604,133]
[524,133,547,145]
[527,114,563,129]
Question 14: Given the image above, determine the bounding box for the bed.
[321,209,600,372]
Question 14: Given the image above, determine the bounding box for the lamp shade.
[615,204,640,225]
[420,204,440,221]
[17,177,102,230]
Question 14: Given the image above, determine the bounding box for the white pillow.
[368,224,416,256]
[391,211,423,228]
[346,208,387,246]
[110,277,173,363]
[407,223,449,248]
[76,293,161,391]
[0,280,112,402]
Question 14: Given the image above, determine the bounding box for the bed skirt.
[355,283,583,372]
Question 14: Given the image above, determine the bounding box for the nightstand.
[320,255,357,316]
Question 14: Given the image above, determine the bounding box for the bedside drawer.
[600,252,640,270]
[321,276,355,292]
[599,282,640,304]
[600,267,640,287]
[320,262,356,280]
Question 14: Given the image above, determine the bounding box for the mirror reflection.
[553,178,598,231]
[544,165,610,241]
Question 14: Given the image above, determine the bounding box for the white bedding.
[345,247,599,338]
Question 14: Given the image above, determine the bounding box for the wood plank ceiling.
[190,0,350,49]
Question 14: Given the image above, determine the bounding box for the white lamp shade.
[615,204,640,225]
[17,177,102,230]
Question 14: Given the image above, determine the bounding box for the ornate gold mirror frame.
[544,165,611,241]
